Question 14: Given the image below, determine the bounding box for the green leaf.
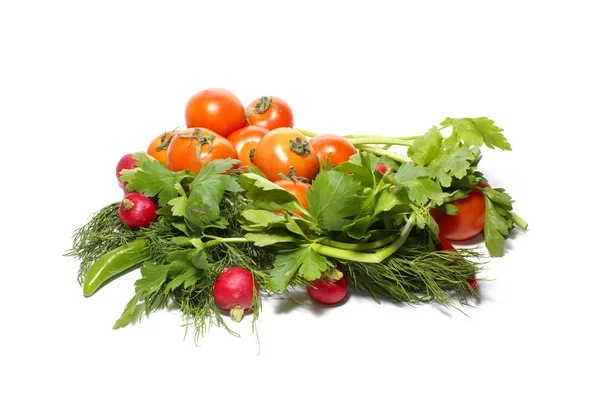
[121,152,192,207]
[238,173,305,212]
[268,245,328,292]
[333,151,378,187]
[407,126,443,165]
[427,146,477,188]
[392,162,447,205]
[184,159,241,230]
[306,170,364,231]
[481,187,515,257]
[440,117,512,150]
[245,232,300,247]
[240,209,287,228]
[168,193,187,216]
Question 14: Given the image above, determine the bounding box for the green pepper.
[83,238,150,297]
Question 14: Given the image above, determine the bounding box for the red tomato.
[309,134,357,167]
[273,179,310,217]
[253,128,320,182]
[184,88,246,137]
[166,128,238,174]
[227,126,269,167]
[430,182,491,241]
[245,96,294,130]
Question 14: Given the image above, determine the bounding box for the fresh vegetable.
[166,128,238,174]
[184,88,246,137]
[430,182,490,241]
[213,267,259,322]
[83,238,150,297]
[307,265,348,305]
[227,125,269,167]
[309,134,358,168]
[116,153,137,190]
[66,86,528,343]
[375,163,387,174]
[245,96,294,130]
[147,129,175,164]
[273,179,310,217]
[118,192,157,229]
[252,127,320,182]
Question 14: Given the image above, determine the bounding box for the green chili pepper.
[83,238,150,297]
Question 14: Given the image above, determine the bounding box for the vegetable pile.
[66,87,528,340]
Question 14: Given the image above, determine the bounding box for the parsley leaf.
[440,117,512,150]
[121,152,192,207]
[480,187,515,257]
[268,245,328,292]
[392,162,447,206]
[184,159,242,231]
[306,170,364,231]
[238,173,306,213]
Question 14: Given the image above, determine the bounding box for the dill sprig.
[344,245,485,308]
[65,202,136,285]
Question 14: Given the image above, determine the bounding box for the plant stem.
[312,214,416,263]
[318,235,395,251]
[511,212,528,231]
[354,144,411,163]
[347,137,414,147]
[203,237,250,248]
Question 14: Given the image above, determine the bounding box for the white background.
[1,0,598,399]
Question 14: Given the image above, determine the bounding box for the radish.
[435,235,478,289]
[213,267,258,322]
[307,265,348,305]
[116,153,137,191]
[118,192,157,229]
[375,163,387,174]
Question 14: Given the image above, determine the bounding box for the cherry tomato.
[184,88,246,137]
[430,182,491,241]
[147,129,175,164]
[309,134,357,167]
[253,128,320,182]
[166,128,238,174]
[245,96,294,130]
[227,126,269,167]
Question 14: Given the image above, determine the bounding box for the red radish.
[375,163,387,174]
[307,265,348,305]
[116,153,137,190]
[118,192,157,229]
[435,235,478,289]
[213,267,258,322]
[436,234,455,251]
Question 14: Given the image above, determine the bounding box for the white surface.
[1,1,598,400]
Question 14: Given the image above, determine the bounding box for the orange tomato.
[227,126,269,167]
[184,88,246,138]
[273,179,310,217]
[147,129,176,164]
[253,128,320,182]
[166,128,238,174]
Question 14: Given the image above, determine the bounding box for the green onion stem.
[346,137,414,147]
